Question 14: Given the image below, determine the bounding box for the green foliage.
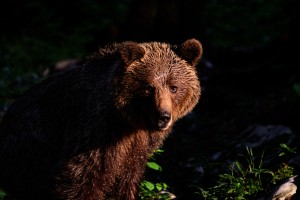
[0,30,90,107]
[0,67,40,106]
[0,189,6,200]
[197,145,295,200]
[293,83,300,97]
[0,1,133,68]
[139,181,169,200]
[272,163,294,184]
[139,149,172,200]
[202,0,292,49]
[0,1,133,106]
[279,143,297,156]
[0,34,88,70]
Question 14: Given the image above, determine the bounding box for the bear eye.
[144,86,154,96]
[170,86,177,93]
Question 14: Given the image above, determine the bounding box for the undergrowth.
[197,144,296,200]
[0,145,296,200]
[139,149,173,200]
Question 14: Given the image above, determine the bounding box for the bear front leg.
[54,150,106,200]
[112,165,146,200]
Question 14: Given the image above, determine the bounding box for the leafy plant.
[139,149,173,200]
[197,145,295,199]
[139,181,170,200]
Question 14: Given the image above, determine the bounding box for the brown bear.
[0,39,202,200]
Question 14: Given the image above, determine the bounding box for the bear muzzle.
[157,111,172,131]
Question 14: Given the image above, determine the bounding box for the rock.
[268,175,298,200]
[234,125,294,150]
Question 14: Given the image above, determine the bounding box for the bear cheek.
[174,87,199,120]
[170,90,186,121]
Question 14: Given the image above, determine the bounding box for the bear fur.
[0,39,202,200]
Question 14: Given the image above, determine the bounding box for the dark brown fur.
[0,39,202,200]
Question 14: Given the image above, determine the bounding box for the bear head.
[113,39,202,131]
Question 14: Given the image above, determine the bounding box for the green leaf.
[280,143,296,153]
[228,188,235,193]
[144,181,155,191]
[234,161,244,175]
[154,149,164,154]
[279,152,285,156]
[155,183,163,191]
[162,183,168,189]
[235,182,241,189]
[199,188,209,198]
[147,162,162,171]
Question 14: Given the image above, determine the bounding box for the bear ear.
[177,39,203,66]
[119,41,145,66]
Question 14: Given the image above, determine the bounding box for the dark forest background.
[0,0,300,199]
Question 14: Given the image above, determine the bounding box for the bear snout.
[157,111,172,130]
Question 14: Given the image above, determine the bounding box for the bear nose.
[157,111,171,129]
